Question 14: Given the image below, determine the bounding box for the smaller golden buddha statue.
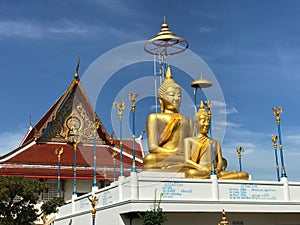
[184,101,249,180]
[143,66,193,170]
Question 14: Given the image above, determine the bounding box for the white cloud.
[0,131,25,156]
[212,100,226,107]
[48,20,88,35]
[213,101,238,115]
[0,19,89,39]
[214,120,241,128]
[90,0,137,16]
[0,19,142,41]
[285,134,300,145]
[197,27,213,33]
[0,20,43,38]
[219,106,238,115]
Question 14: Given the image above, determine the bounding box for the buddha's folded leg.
[143,153,184,169]
[218,171,249,180]
[185,169,211,179]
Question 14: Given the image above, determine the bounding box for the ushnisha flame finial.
[165,65,172,80]
[195,100,208,119]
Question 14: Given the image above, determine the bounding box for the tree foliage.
[0,176,64,225]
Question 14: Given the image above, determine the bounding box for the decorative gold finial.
[55,147,64,160]
[272,135,278,148]
[128,93,138,113]
[74,55,80,79]
[236,146,244,159]
[29,115,32,129]
[112,101,125,120]
[144,17,188,56]
[218,209,230,225]
[166,65,172,80]
[89,195,98,220]
[273,106,282,125]
[93,117,100,136]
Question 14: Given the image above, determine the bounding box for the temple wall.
[55,172,300,225]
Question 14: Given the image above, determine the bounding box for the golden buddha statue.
[184,101,249,180]
[143,66,193,170]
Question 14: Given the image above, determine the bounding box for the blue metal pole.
[274,150,280,181]
[113,101,125,178]
[132,109,136,172]
[273,107,287,178]
[239,158,242,172]
[58,157,61,197]
[277,123,287,178]
[236,147,244,173]
[119,117,124,177]
[73,143,77,195]
[93,135,97,187]
[272,135,280,181]
[209,118,216,175]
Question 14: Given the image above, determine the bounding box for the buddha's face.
[160,86,181,112]
[198,113,210,135]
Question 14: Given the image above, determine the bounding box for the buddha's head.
[195,101,210,135]
[158,66,182,113]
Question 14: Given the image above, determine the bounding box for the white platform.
[55,172,300,225]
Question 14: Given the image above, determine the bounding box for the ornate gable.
[36,77,109,145]
[39,93,103,145]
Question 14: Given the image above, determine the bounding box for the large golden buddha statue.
[184,101,249,180]
[143,66,193,170]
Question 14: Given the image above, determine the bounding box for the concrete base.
[56,171,300,225]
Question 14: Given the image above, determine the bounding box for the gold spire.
[191,76,212,89]
[166,65,172,80]
[195,100,207,119]
[144,17,188,56]
[74,55,80,79]
[156,17,175,39]
[200,100,204,110]
[218,209,230,225]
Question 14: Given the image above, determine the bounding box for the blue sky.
[1,0,300,181]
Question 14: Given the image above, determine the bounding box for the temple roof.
[0,65,145,179]
[0,141,143,180]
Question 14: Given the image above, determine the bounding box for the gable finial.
[29,115,33,130]
[74,55,80,79]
